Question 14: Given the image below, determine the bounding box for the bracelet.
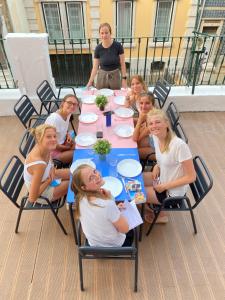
[122,76,127,80]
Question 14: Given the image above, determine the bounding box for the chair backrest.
[36,80,58,113]
[19,130,35,159]
[153,79,171,109]
[0,155,24,208]
[173,122,188,144]
[166,101,179,129]
[190,156,213,208]
[14,95,39,129]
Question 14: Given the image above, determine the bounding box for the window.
[66,2,85,41]
[153,0,175,42]
[116,1,134,41]
[42,3,63,42]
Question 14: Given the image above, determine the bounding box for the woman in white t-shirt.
[143,109,196,223]
[71,164,133,247]
[45,94,78,164]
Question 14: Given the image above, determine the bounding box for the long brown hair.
[147,109,174,153]
[71,164,110,219]
[139,91,155,107]
[99,22,112,34]
[129,75,148,93]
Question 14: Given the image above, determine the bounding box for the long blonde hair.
[147,109,174,153]
[30,124,56,144]
[71,164,110,219]
[129,75,148,93]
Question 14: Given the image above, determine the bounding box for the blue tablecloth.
[67,148,146,203]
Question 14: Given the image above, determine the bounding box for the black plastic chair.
[146,156,213,236]
[14,95,47,129]
[174,122,188,143]
[0,155,67,235]
[78,223,139,292]
[166,101,179,129]
[153,79,171,109]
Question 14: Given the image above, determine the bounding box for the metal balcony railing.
[0,35,224,94]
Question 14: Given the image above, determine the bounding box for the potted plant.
[93,139,111,160]
[95,95,108,111]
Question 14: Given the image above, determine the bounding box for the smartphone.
[96,131,103,138]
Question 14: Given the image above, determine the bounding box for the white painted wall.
[0,85,225,117]
[4,33,55,97]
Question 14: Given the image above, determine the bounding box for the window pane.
[43,3,63,41]
[154,1,172,41]
[66,2,85,40]
[117,1,132,39]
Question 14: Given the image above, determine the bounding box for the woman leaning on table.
[45,94,78,164]
[71,164,133,247]
[24,124,70,204]
[143,109,196,224]
[86,22,127,90]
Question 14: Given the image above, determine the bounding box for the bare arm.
[154,159,196,193]
[113,215,129,233]
[119,53,127,88]
[132,115,149,142]
[28,164,53,202]
[87,58,99,88]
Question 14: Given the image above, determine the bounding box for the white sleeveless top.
[24,160,53,188]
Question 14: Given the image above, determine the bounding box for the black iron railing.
[48,35,225,93]
[0,38,16,89]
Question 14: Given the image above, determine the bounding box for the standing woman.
[45,94,78,164]
[143,109,196,223]
[87,23,127,90]
[24,124,70,204]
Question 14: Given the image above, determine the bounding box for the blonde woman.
[24,124,70,204]
[71,164,134,247]
[143,109,196,223]
[132,92,156,159]
[125,75,148,114]
[45,94,78,164]
[87,22,127,89]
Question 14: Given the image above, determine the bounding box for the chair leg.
[69,203,78,245]
[139,203,144,241]
[134,255,138,292]
[48,203,67,235]
[15,205,24,233]
[186,199,197,234]
[79,255,84,291]
[146,209,161,236]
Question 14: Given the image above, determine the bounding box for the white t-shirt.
[45,112,70,144]
[153,135,192,197]
[79,197,126,247]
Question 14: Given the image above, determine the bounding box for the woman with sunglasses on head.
[45,94,78,164]
[132,92,156,159]
[71,164,133,247]
[24,124,70,204]
[143,109,196,223]
[87,22,127,90]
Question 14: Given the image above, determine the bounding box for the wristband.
[122,76,127,80]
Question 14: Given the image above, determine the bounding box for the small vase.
[99,105,105,111]
[98,154,106,161]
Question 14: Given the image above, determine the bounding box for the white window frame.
[40,1,88,49]
[149,0,177,48]
[65,1,85,42]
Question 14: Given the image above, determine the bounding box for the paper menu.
[120,200,143,230]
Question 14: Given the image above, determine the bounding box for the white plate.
[79,112,98,124]
[70,159,96,174]
[102,176,123,198]
[114,96,126,106]
[117,159,142,177]
[96,89,114,97]
[114,124,134,138]
[114,107,134,118]
[81,95,96,104]
[75,133,97,147]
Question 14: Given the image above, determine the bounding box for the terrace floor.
[0,113,225,300]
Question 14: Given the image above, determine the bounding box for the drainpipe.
[196,0,206,32]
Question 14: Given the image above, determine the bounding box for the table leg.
[69,203,78,245]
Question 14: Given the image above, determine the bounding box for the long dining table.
[67,89,146,244]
